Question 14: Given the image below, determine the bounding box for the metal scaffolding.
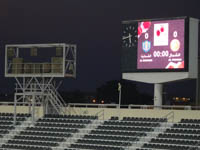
[13,77,68,125]
[4,43,76,125]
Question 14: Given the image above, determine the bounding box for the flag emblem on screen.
[154,23,169,46]
[142,40,151,53]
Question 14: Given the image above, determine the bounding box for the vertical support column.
[42,98,45,116]
[32,95,35,124]
[16,48,19,57]
[196,77,199,106]
[43,98,48,116]
[28,97,31,114]
[118,83,122,119]
[154,83,163,109]
[14,94,17,125]
[22,77,25,104]
[196,57,200,106]
[5,45,8,76]
[63,44,66,77]
[74,45,77,78]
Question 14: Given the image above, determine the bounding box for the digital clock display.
[137,19,185,69]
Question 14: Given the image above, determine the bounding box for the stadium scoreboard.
[122,17,188,72]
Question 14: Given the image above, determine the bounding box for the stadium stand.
[68,116,167,150]
[141,119,200,150]
[0,114,98,150]
[0,113,31,148]
[0,113,200,150]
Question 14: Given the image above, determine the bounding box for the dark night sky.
[0,0,200,99]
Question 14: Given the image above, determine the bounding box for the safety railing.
[162,111,174,123]
[1,102,200,111]
[0,101,41,106]
[68,103,200,110]
[48,84,66,107]
[95,109,104,120]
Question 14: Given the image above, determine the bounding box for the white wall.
[0,105,44,118]
[1,105,200,123]
[70,107,200,122]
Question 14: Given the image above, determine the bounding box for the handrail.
[48,94,60,114]
[95,109,104,120]
[163,111,174,123]
[48,84,71,115]
[46,85,68,115]
[68,103,200,110]
[163,111,174,118]
[49,84,66,107]
[1,102,200,111]
[71,106,87,116]
[0,102,41,106]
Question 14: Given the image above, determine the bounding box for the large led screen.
[137,19,185,70]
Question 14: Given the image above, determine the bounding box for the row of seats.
[136,148,153,150]
[70,143,124,150]
[122,117,167,122]
[37,118,91,124]
[0,125,14,130]
[104,120,160,127]
[35,122,85,128]
[26,126,78,133]
[0,130,9,134]
[110,116,118,120]
[151,138,198,145]
[166,128,200,134]
[44,114,98,120]
[97,125,154,132]
[20,130,72,138]
[0,121,13,125]
[14,135,65,142]
[76,138,132,146]
[173,123,200,129]
[7,139,59,147]
[181,119,200,124]
[90,129,146,136]
[0,113,31,117]
[0,121,21,126]
[158,133,200,140]
[0,117,26,121]
[143,143,198,150]
[2,144,52,150]
[84,134,137,141]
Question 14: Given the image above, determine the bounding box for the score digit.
[173,31,178,38]
[145,33,149,39]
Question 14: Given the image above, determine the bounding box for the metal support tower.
[13,77,68,125]
[4,43,76,125]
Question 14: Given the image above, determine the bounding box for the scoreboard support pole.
[196,57,200,106]
[154,83,163,109]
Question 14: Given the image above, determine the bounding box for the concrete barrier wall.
[0,106,44,118]
[1,105,200,122]
[69,107,200,122]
